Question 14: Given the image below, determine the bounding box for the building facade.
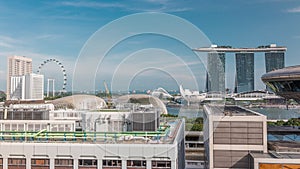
[235,53,254,93]
[10,76,25,100]
[206,52,225,92]
[9,73,44,101]
[204,105,267,169]
[0,119,185,169]
[265,52,285,73]
[25,73,44,100]
[265,52,285,91]
[7,56,32,100]
[185,131,205,169]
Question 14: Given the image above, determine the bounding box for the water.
[268,134,300,141]
[167,107,203,119]
[250,108,300,120]
[167,106,300,120]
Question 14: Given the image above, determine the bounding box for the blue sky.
[1,0,300,92]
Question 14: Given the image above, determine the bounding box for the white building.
[7,56,32,100]
[0,119,185,169]
[9,73,44,101]
[25,73,44,100]
[10,75,25,100]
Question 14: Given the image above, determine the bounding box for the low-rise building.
[0,118,185,169]
[204,105,268,169]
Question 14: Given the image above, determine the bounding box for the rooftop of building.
[4,100,45,107]
[268,126,300,134]
[251,137,300,159]
[262,65,300,81]
[51,94,107,110]
[250,151,300,159]
[8,55,33,61]
[193,44,287,53]
[0,119,183,145]
[268,141,300,152]
[204,105,264,116]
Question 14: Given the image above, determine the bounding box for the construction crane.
[103,81,114,108]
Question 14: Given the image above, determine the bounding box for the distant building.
[194,44,287,93]
[25,73,44,100]
[250,141,300,169]
[204,105,267,169]
[235,53,254,93]
[206,52,225,92]
[265,52,285,91]
[10,73,44,101]
[265,52,285,73]
[185,131,205,169]
[261,65,300,102]
[10,75,25,100]
[7,56,32,100]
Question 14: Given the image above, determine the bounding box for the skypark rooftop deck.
[193,46,287,53]
[0,119,182,144]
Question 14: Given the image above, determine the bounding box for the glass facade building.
[206,52,225,92]
[265,52,285,73]
[235,53,254,93]
[265,52,285,91]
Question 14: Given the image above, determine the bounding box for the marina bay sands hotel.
[194,44,287,93]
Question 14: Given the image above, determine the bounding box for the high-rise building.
[235,53,254,93]
[265,52,285,73]
[265,52,285,92]
[25,73,44,100]
[10,75,25,100]
[206,52,225,92]
[10,73,44,101]
[7,56,32,100]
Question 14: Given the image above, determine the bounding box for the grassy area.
[128,98,151,104]
[160,114,203,131]
[268,118,300,126]
[185,117,203,131]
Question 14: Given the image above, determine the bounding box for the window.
[152,161,171,169]
[103,160,122,169]
[127,160,146,168]
[55,159,73,169]
[0,158,3,169]
[31,159,49,169]
[78,159,97,169]
[8,158,26,169]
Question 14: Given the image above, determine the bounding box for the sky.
[1,0,300,93]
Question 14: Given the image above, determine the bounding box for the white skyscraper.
[7,56,32,100]
[25,73,44,100]
[10,73,44,101]
[10,76,25,100]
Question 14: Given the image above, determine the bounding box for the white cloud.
[35,34,61,40]
[286,6,300,13]
[59,0,193,13]
[0,42,12,48]
[128,6,192,13]
[60,1,125,8]
[0,35,22,48]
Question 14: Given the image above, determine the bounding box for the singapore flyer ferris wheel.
[37,58,67,93]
